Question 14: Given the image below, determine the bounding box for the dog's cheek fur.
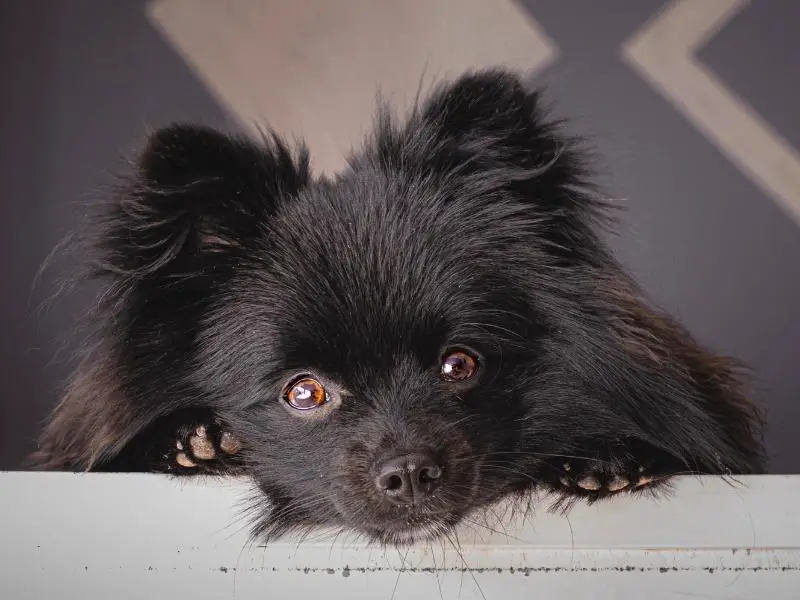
[587,273,763,473]
[30,125,310,470]
[516,269,764,481]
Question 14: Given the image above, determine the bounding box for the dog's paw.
[169,421,243,474]
[542,439,683,502]
[556,460,654,496]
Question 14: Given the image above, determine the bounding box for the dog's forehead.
[260,175,512,363]
[272,175,488,299]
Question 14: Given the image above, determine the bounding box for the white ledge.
[1,473,798,598]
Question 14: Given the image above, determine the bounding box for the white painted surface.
[1,473,798,598]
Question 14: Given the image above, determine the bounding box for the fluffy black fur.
[32,69,764,545]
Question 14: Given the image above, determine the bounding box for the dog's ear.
[32,125,310,471]
[369,70,607,260]
[374,69,585,195]
[100,124,310,278]
[416,70,565,173]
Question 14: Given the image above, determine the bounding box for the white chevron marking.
[622,0,800,226]
[147,0,558,175]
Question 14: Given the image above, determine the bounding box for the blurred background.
[1,0,798,471]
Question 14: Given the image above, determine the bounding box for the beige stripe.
[147,0,557,176]
[623,0,800,227]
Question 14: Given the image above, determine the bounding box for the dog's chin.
[358,510,465,546]
[365,520,453,546]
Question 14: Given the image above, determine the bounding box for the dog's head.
[188,71,578,543]
[39,70,764,545]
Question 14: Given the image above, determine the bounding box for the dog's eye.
[284,377,328,410]
[441,350,478,382]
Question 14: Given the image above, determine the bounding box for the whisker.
[444,530,487,600]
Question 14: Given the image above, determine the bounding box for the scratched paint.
[204,564,800,575]
[1,473,799,599]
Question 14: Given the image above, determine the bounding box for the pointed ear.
[100,124,310,278]
[377,69,581,183]
[369,69,609,262]
[418,69,559,161]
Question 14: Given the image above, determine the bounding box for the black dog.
[32,69,764,546]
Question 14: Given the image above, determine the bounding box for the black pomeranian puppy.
[33,69,764,546]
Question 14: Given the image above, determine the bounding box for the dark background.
[2,0,798,471]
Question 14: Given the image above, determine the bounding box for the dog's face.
[200,171,549,543]
[36,69,764,546]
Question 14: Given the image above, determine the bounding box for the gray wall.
[1,0,798,471]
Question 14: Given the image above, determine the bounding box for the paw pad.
[219,431,242,455]
[189,426,217,460]
[606,475,629,492]
[558,463,653,495]
[173,423,242,470]
[577,475,601,491]
[176,453,197,468]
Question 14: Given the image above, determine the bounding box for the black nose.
[375,453,443,505]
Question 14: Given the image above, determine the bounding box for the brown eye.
[440,350,478,382]
[284,377,328,410]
